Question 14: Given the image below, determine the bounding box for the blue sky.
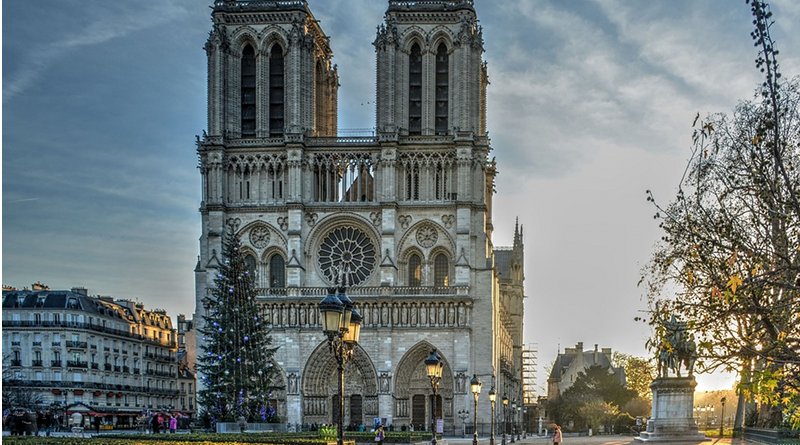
[4,0,800,392]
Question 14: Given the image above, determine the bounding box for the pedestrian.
[374,424,385,445]
[553,424,563,445]
[151,414,160,434]
[169,415,177,433]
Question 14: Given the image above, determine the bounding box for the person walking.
[375,424,385,445]
[553,424,563,445]
[169,415,177,433]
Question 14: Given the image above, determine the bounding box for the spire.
[513,217,521,246]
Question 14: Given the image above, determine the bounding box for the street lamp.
[488,386,496,445]
[516,405,522,440]
[319,287,362,445]
[720,397,727,437]
[510,400,517,443]
[502,395,509,445]
[471,375,482,445]
[425,350,443,445]
[458,410,470,437]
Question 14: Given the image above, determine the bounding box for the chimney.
[594,344,599,363]
[602,348,612,363]
[576,342,583,351]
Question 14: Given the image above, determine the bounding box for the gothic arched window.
[435,43,449,135]
[241,44,256,137]
[244,255,258,281]
[434,253,449,287]
[269,44,285,137]
[269,254,285,288]
[408,43,422,135]
[408,253,422,287]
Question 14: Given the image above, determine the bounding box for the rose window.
[318,225,377,286]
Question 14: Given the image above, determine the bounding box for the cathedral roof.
[388,0,475,13]
[212,0,310,13]
[494,249,513,279]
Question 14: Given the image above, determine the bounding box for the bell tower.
[204,0,338,139]
[374,0,487,137]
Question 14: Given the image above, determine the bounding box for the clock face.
[416,224,439,248]
[249,225,271,249]
[318,225,377,286]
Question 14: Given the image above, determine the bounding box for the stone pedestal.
[636,377,707,442]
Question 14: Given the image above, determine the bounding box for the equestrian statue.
[656,315,697,378]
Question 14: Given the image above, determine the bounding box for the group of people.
[146,412,181,434]
[3,408,60,436]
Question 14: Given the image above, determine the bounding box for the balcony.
[66,341,87,349]
[133,368,141,374]
[51,360,62,368]
[33,341,42,347]
[91,363,99,370]
[66,360,88,369]
[114,366,121,372]
[32,360,43,367]
[10,359,22,367]
[103,347,110,352]
[123,366,130,373]
[90,344,97,350]
[104,363,112,371]
[1,320,178,349]
[113,348,119,353]
[51,341,62,347]
[11,341,20,346]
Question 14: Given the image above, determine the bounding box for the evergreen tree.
[197,231,281,423]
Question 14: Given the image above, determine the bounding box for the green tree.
[643,0,800,428]
[197,231,282,423]
[548,365,637,428]
[613,353,656,401]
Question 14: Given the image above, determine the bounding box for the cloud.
[4,1,190,101]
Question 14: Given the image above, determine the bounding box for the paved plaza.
[443,436,758,445]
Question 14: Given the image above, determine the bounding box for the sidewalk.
[440,435,761,445]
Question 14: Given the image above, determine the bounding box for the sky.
[4,0,800,394]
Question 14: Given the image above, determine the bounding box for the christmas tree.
[197,230,281,423]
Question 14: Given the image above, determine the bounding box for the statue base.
[636,377,708,442]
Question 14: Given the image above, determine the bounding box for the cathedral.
[193,0,526,432]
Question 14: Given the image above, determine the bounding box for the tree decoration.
[197,230,282,423]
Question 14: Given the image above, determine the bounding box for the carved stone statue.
[656,315,697,378]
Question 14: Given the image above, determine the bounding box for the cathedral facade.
[194,0,525,431]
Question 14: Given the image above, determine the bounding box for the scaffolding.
[522,344,537,405]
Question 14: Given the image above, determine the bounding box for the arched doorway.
[302,341,378,428]
[393,342,454,432]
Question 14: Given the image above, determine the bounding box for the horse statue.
[656,315,697,378]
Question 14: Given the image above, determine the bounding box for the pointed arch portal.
[393,341,454,431]
[302,341,378,427]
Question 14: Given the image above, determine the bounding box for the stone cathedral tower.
[194,0,525,431]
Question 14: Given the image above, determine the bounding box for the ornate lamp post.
[502,395,508,445]
[720,397,726,437]
[516,405,522,440]
[458,410,470,437]
[425,350,443,445]
[470,375,482,445]
[488,386,496,445]
[510,400,517,443]
[319,287,362,445]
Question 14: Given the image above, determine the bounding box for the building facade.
[2,288,182,426]
[546,342,626,401]
[194,0,525,431]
